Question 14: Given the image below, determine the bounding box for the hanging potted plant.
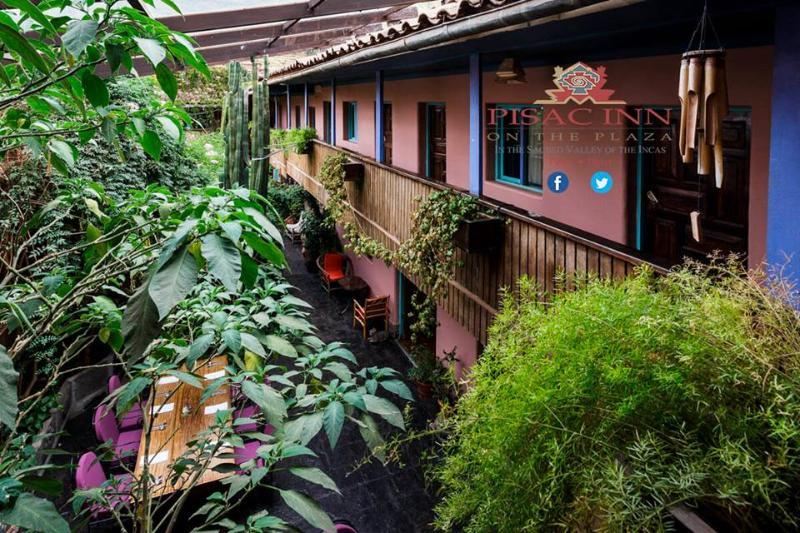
[408,346,442,400]
[453,213,505,253]
[288,127,317,155]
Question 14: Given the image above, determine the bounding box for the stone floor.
[260,241,439,532]
[60,241,439,532]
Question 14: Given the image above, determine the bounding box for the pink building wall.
[482,47,772,260]
[436,306,479,379]
[282,46,773,374]
[346,252,399,326]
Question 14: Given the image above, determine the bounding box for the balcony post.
[375,70,385,163]
[304,83,309,127]
[286,84,291,128]
[469,52,483,196]
[331,78,336,146]
[767,3,800,282]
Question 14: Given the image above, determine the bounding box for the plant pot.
[297,144,312,155]
[414,379,433,400]
[343,161,364,182]
[453,215,504,253]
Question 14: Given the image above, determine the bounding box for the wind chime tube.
[678,58,690,161]
[684,56,703,164]
[703,54,728,188]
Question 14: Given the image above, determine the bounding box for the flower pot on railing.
[454,214,505,253]
[297,143,312,155]
[343,161,364,182]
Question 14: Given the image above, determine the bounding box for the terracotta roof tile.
[269,0,518,79]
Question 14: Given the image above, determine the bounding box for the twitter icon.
[590,171,613,194]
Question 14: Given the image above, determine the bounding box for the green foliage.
[435,261,800,532]
[319,154,485,343]
[272,128,317,155]
[185,131,225,184]
[176,65,228,106]
[266,183,311,221]
[0,0,209,172]
[299,209,340,263]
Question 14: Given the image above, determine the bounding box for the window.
[295,106,301,128]
[343,101,357,141]
[323,101,331,143]
[308,106,316,129]
[487,104,543,190]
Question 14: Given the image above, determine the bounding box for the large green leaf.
[0,22,49,73]
[141,129,162,160]
[240,332,266,357]
[244,207,283,243]
[134,37,166,66]
[243,232,285,267]
[201,234,241,292]
[278,490,334,532]
[149,244,198,319]
[156,116,180,141]
[187,333,215,367]
[156,218,197,268]
[2,0,56,34]
[380,379,414,401]
[121,275,162,363]
[241,380,287,424]
[48,139,75,168]
[264,334,297,358]
[322,400,345,448]
[0,492,70,533]
[284,411,323,445]
[358,413,386,462]
[155,62,178,101]
[0,345,19,429]
[62,19,98,57]
[363,394,405,430]
[289,467,339,494]
[81,71,108,108]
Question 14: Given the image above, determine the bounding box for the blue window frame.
[489,104,543,190]
[344,101,357,141]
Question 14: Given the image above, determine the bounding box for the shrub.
[267,182,311,220]
[434,260,800,532]
[185,131,225,185]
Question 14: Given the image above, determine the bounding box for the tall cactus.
[249,55,270,195]
[223,61,248,188]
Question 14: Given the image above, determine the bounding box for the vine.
[318,153,486,343]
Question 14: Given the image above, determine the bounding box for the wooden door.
[322,101,331,143]
[425,103,446,181]
[383,103,393,165]
[638,111,750,265]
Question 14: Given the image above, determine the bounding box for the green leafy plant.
[434,260,800,532]
[319,152,487,343]
[267,182,311,221]
[0,0,209,172]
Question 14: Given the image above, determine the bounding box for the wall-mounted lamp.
[314,84,323,94]
[495,57,527,84]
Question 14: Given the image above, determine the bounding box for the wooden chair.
[353,295,390,339]
[317,252,351,293]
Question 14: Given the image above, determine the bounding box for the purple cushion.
[234,441,263,466]
[234,405,260,433]
[76,452,107,490]
[119,402,143,430]
[114,429,141,460]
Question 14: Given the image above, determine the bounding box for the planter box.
[454,215,504,253]
[297,143,312,155]
[343,161,364,182]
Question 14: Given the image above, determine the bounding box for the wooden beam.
[187,8,407,48]
[158,0,416,33]
[198,29,352,65]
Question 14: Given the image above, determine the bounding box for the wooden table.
[133,356,235,496]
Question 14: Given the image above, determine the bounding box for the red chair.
[316,253,350,294]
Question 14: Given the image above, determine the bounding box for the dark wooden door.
[383,103,393,165]
[295,106,301,128]
[322,101,331,143]
[426,104,446,181]
[639,111,750,265]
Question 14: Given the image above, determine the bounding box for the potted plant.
[408,346,442,400]
[343,161,364,182]
[288,127,317,155]
[453,213,505,253]
[300,209,340,272]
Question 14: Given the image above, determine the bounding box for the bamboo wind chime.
[678,3,728,242]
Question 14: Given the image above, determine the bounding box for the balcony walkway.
[245,239,439,531]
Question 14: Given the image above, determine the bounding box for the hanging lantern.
[495,57,527,84]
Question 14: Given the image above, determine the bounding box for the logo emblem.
[535,62,626,105]
[590,171,614,194]
[547,172,569,193]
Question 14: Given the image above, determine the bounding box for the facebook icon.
[547,171,569,193]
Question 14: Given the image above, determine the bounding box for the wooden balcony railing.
[272,140,666,345]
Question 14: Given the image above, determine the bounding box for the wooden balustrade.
[271,141,666,345]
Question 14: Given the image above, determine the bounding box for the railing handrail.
[308,139,670,275]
